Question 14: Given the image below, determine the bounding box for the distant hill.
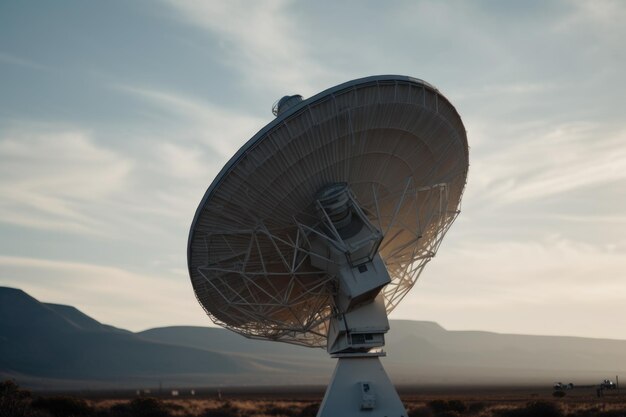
[1,286,625,390]
[44,303,129,334]
[384,320,626,384]
[0,287,284,389]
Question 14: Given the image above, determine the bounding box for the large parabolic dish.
[188,75,468,348]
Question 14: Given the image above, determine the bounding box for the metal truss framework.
[188,76,469,350]
[195,177,461,348]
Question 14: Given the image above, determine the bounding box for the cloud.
[109,84,270,228]
[156,142,210,180]
[554,0,626,44]
[0,51,47,71]
[0,255,208,331]
[468,123,626,205]
[455,82,558,101]
[0,126,132,235]
[114,84,265,158]
[393,236,626,339]
[0,85,267,238]
[159,0,334,94]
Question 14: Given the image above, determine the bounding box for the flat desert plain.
[19,385,625,417]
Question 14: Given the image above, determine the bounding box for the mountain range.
[1,286,624,390]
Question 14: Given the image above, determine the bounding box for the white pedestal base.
[317,356,407,417]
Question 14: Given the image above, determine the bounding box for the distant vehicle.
[601,379,616,389]
[553,382,574,390]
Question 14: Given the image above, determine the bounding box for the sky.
[0,0,625,340]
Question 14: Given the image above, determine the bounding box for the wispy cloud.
[394,236,626,339]
[160,0,334,94]
[469,123,626,205]
[0,126,132,235]
[156,142,210,180]
[0,51,47,71]
[110,84,270,228]
[0,255,207,331]
[553,0,626,42]
[455,82,558,100]
[114,84,265,158]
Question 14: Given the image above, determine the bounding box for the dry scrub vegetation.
[3,381,626,417]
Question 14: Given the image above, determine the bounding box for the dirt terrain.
[12,383,623,417]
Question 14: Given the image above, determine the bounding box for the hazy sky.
[1,1,625,339]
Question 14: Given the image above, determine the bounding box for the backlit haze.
[1,1,625,339]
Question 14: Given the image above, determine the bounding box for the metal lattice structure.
[188,75,469,348]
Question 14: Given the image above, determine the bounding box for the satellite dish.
[188,75,468,416]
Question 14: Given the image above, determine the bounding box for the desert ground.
[3,381,625,417]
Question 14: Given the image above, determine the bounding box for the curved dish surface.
[188,75,468,347]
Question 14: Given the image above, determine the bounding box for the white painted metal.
[317,356,407,417]
[325,294,389,354]
[188,75,469,348]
